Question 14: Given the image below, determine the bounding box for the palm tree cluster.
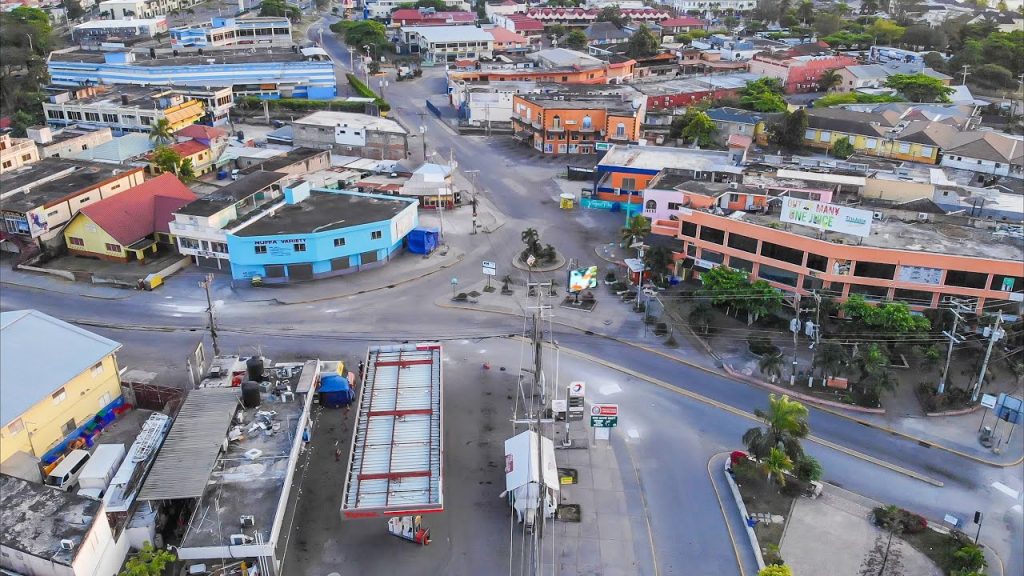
[742,394,819,486]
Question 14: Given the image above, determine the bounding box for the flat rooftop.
[50,47,322,67]
[0,474,101,566]
[234,190,411,237]
[735,207,1024,261]
[0,159,140,213]
[238,147,328,175]
[175,171,286,217]
[599,144,739,173]
[74,17,166,29]
[632,72,763,96]
[521,94,638,113]
[179,383,307,549]
[294,111,407,135]
[53,85,197,110]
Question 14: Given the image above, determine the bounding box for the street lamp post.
[362,44,373,86]
[419,125,427,161]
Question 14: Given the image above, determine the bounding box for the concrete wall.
[862,177,935,202]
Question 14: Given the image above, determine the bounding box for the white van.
[44,450,91,492]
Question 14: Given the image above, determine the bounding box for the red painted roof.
[167,140,210,157]
[506,14,544,30]
[488,26,528,43]
[392,9,476,22]
[660,17,705,27]
[727,134,753,148]
[175,124,227,140]
[78,173,197,246]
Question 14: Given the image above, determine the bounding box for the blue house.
[226,182,419,283]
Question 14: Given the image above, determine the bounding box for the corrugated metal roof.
[137,387,240,501]
[341,343,443,518]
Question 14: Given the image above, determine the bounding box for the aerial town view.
[0,0,1022,573]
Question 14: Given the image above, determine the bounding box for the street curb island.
[436,299,1024,468]
[722,457,767,572]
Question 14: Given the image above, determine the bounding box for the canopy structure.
[341,343,443,519]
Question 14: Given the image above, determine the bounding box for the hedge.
[235,96,375,113]
[345,73,391,112]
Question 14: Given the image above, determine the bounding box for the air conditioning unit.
[230,534,253,545]
[872,212,883,221]
[917,212,929,222]
[728,182,739,190]
[60,539,75,551]
[240,515,255,527]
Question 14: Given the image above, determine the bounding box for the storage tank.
[241,381,262,409]
[246,357,265,382]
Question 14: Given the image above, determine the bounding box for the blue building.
[170,16,293,48]
[47,47,337,100]
[226,182,419,283]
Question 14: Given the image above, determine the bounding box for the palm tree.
[643,245,674,284]
[689,302,713,335]
[818,69,843,92]
[621,214,651,246]
[860,0,879,13]
[759,353,784,383]
[760,447,793,486]
[813,342,847,379]
[149,118,174,145]
[742,394,810,461]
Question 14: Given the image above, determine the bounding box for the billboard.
[780,198,873,237]
[568,266,598,292]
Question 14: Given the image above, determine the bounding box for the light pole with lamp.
[362,44,373,86]
[464,169,479,234]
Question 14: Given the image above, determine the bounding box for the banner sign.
[780,198,873,237]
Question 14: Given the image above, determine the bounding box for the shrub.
[872,506,927,534]
[762,543,785,567]
[748,335,780,356]
[344,73,391,112]
[794,455,823,482]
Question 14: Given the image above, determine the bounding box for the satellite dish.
[631,97,643,110]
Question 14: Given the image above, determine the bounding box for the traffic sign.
[981,394,998,409]
[482,260,496,269]
[568,381,585,398]
[590,415,618,428]
[591,404,618,416]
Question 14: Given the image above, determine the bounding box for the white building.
[669,0,756,13]
[0,134,40,175]
[30,125,115,159]
[98,0,201,18]
[401,25,495,62]
[170,16,293,47]
[942,131,1024,180]
[366,0,468,19]
[73,18,168,41]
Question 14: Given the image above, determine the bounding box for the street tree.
[818,69,843,92]
[739,78,788,112]
[177,158,197,183]
[642,246,674,284]
[689,302,713,335]
[813,12,843,36]
[973,63,1016,89]
[679,109,718,147]
[547,24,567,39]
[813,342,848,379]
[260,0,301,20]
[119,542,176,576]
[885,72,954,102]
[900,23,946,50]
[148,118,174,145]
[621,214,651,246]
[336,20,389,53]
[759,353,784,383]
[997,0,1008,9]
[520,227,540,259]
[831,136,855,158]
[867,18,906,44]
[743,279,782,325]
[760,447,793,486]
[922,51,947,72]
[150,146,184,176]
[951,544,987,574]
[625,25,660,58]
[797,0,815,23]
[841,295,930,334]
[769,109,808,149]
[698,265,749,314]
[742,394,810,461]
[564,29,587,50]
[860,0,879,13]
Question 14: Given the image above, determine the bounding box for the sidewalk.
[0,264,136,300]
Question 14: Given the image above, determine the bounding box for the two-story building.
[72,18,168,42]
[292,112,409,161]
[747,54,858,94]
[0,134,40,175]
[226,182,419,283]
[511,92,646,154]
[29,125,114,160]
[803,108,945,164]
[170,16,293,47]
[147,140,214,176]
[593,144,741,203]
[42,85,205,136]
[401,25,495,63]
[0,309,123,464]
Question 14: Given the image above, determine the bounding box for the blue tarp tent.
[407,227,440,255]
[320,374,354,408]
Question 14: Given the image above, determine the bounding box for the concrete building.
[803,108,946,165]
[42,85,205,135]
[98,0,201,18]
[486,25,530,53]
[705,107,766,147]
[632,72,762,111]
[485,0,527,18]
[594,144,741,203]
[0,134,40,174]
[649,187,1024,315]
[48,47,337,100]
[524,7,671,26]
[491,13,545,41]
[226,182,419,283]
[389,8,477,27]
[0,474,129,576]
[446,47,636,85]
[72,17,168,42]
[170,171,287,269]
[0,310,123,464]
[64,173,196,262]
[747,54,858,94]
[668,0,756,12]
[30,125,115,159]
[0,159,145,254]
[170,16,293,47]
[401,25,495,63]
[512,92,646,154]
[68,133,156,165]
[941,131,1024,180]
[365,0,468,19]
[292,111,409,161]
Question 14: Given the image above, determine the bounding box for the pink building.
[747,54,858,94]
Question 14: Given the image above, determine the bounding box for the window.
[52,387,67,404]
[619,178,637,191]
[699,226,725,244]
[61,418,76,436]
[806,252,828,273]
[69,237,85,246]
[7,418,24,435]
[667,202,683,210]
[944,270,987,289]
[898,142,911,154]
[370,230,383,240]
[728,193,740,203]
[848,283,889,300]
[21,153,33,161]
[760,241,803,265]
[644,199,656,211]
[616,123,626,138]
[804,129,816,140]
[91,361,104,377]
[990,274,1023,292]
[210,242,228,254]
[552,115,561,129]
[819,131,832,143]
[757,264,798,287]
[893,288,934,306]
[729,256,753,273]
[293,243,306,252]
[865,138,878,149]
[700,249,724,264]
[105,243,122,253]
[727,232,757,253]
[85,112,99,122]
[681,221,697,237]
[919,146,933,157]
[1,161,10,169]
[255,245,267,254]
[853,261,896,279]
[179,237,200,250]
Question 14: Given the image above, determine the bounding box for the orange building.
[447,58,635,85]
[650,205,1024,315]
[511,94,645,155]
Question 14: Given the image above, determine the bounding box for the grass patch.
[901,527,972,575]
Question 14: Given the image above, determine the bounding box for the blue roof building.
[226,182,420,283]
[47,47,337,100]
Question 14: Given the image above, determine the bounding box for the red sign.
[591,404,618,416]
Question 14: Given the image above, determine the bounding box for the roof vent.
[240,515,255,527]
[60,539,75,551]
[230,534,253,545]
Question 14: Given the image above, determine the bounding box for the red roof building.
[175,124,228,147]
[63,173,197,262]
[659,17,708,33]
[487,25,529,52]
[147,139,214,175]
[525,7,670,26]
[391,9,477,26]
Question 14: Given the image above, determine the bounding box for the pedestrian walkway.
[0,263,135,300]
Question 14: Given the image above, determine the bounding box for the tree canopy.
[625,25,659,58]
[333,20,390,53]
[769,109,808,149]
[563,29,587,50]
[596,5,626,27]
[672,109,717,147]
[884,73,954,102]
[259,0,301,20]
[739,78,787,113]
[119,542,176,576]
[866,18,906,44]
[0,7,53,122]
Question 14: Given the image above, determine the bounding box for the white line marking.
[992,481,1020,500]
[627,429,640,439]
[599,383,622,395]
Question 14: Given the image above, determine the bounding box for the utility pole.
[972,313,1005,402]
[790,295,801,386]
[959,64,971,86]
[199,274,220,356]
[938,307,964,394]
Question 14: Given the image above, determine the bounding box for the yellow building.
[0,310,123,465]
[63,173,197,262]
[804,109,949,165]
[147,139,214,176]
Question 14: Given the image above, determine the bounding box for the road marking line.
[707,453,746,576]
[542,339,945,487]
[625,439,660,576]
[992,481,1020,500]
[599,383,622,395]
[627,428,640,439]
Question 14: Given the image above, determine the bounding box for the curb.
[707,452,750,576]
[594,244,624,266]
[0,280,135,301]
[511,253,566,273]
[925,404,983,417]
[722,363,886,415]
[720,455,766,572]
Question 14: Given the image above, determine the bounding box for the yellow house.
[0,310,123,465]
[63,173,197,263]
[804,109,947,165]
[148,139,214,176]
